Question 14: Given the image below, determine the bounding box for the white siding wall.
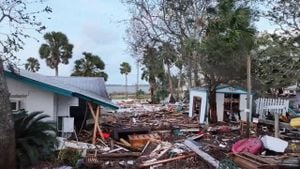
[7,78,79,121]
[239,94,247,121]
[7,78,55,120]
[216,93,224,121]
[57,95,78,117]
[189,90,207,123]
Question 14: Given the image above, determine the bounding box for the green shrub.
[13,111,57,168]
[58,148,81,167]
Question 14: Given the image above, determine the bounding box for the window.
[10,100,20,111]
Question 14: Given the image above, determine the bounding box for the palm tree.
[120,62,131,99]
[159,42,176,98]
[39,32,73,76]
[13,111,56,168]
[71,52,108,81]
[25,57,40,72]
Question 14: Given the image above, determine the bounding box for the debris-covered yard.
[55,101,300,169]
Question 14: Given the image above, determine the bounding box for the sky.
[16,0,142,85]
[15,0,274,85]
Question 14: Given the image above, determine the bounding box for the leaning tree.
[39,31,73,76]
[0,1,51,168]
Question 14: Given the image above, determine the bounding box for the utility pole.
[136,60,139,98]
[246,53,252,137]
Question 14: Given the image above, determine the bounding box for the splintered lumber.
[184,139,219,168]
[139,153,195,168]
[115,141,142,152]
[97,152,141,159]
[120,138,132,147]
[128,133,161,148]
[230,153,277,169]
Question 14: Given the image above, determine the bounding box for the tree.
[71,52,108,81]
[199,0,256,123]
[39,32,73,76]
[124,0,212,89]
[0,1,51,168]
[141,45,165,103]
[25,57,40,72]
[252,0,300,94]
[120,62,132,99]
[252,32,300,94]
[158,42,176,97]
[14,111,56,168]
[264,0,299,39]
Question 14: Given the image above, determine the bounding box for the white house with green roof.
[4,68,118,133]
[189,85,253,123]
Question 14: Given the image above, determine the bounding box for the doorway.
[192,96,202,114]
[224,94,240,121]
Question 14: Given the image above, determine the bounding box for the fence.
[255,98,289,119]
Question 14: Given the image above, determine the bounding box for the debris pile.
[57,102,300,168]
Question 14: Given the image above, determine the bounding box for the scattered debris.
[56,101,300,168]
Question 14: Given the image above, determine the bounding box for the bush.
[13,111,57,168]
[57,148,81,167]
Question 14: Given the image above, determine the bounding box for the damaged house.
[189,85,253,123]
[4,69,118,135]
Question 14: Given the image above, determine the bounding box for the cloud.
[81,22,119,45]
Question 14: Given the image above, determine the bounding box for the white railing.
[255,98,289,119]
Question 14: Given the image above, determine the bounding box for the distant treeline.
[106,84,150,94]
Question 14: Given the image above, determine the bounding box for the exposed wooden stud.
[88,102,104,144]
[92,106,99,144]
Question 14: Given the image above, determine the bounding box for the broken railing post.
[274,112,279,138]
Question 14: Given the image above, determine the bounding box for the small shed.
[189,85,253,123]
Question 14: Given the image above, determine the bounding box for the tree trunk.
[136,61,139,98]
[176,68,182,100]
[55,66,58,76]
[125,74,128,99]
[0,59,16,169]
[187,63,192,88]
[167,64,174,97]
[150,82,155,104]
[193,68,201,86]
[208,87,218,123]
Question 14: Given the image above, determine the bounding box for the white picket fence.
[255,98,289,119]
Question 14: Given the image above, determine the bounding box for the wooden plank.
[184,140,219,168]
[97,107,104,140]
[242,153,275,165]
[139,153,195,168]
[88,103,105,144]
[92,106,99,144]
[97,152,141,159]
[274,113,279,138]
[120,138,132,147]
